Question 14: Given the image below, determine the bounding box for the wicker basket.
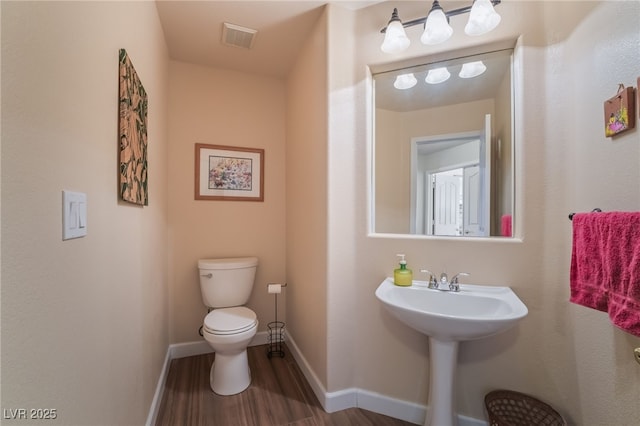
[485,390,567,426]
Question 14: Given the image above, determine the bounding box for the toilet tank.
[198,257,258,308]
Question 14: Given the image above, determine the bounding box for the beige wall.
[345,0,640,423]
[285,8,329,388]
[549,3,640,421]
[375,108,409,233]
[326,4,360,393]
[1,2,170,424]
[167,61,287,343]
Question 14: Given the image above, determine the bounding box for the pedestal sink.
[375,278,528,426]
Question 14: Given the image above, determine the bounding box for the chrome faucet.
[448,272,470,292]
[419,270,470,292]
[419,269,438,289]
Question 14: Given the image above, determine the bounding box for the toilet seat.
[204,307,257,335]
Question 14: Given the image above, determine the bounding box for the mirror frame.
[368,39,522,240]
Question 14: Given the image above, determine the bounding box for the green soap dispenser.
[394,254,413,286]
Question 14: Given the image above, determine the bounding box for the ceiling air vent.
[221,22,257,49]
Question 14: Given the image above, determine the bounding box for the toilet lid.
[204,307,257,335]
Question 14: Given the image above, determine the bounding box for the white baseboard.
[285,333,487,426]
[281,332,335,410]
[145,348,172,426]
[356,388,486,425]
[458,414,488,426]
[357,389,426,424]
[146,332,487,426]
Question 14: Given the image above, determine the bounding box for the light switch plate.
[62,190,87,240]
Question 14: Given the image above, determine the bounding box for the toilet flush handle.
[200,273,212,279]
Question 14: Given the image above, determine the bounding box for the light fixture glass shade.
[425,67,451,84]
[465,0,501,36]
[420,8,453,45]
[459,61,487,78]
[393,73,418,90]
[381,11,410,54]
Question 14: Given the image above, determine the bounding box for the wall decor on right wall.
[604,84,636,137]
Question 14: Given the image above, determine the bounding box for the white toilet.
[198,257,259,396]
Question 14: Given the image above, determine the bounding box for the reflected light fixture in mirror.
[394,73,418,90]
[394,61,488,90]
[425,67,451,84]
[459,61,487,78]
[380,0,502,54]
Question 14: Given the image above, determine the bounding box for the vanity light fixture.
[464,0,502,36]
[380,8,411,53]
[421,1,453,45]
[380,0,501,54]
[425,67,451,84]
[459,60,487,78]
[394,73,418,90]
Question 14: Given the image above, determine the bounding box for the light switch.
[63,190,87,240]
[78,202,86,228]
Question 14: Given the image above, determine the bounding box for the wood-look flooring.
[156,344,415,426]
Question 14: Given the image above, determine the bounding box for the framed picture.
[604,85,635,137]
[195,144,264,201]
[119,49,148,206]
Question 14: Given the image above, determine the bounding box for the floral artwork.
[605,107,630,137]
[209,156,253,191]
[195,144,264,201]
[604,85,636,138]
[119,49,148,205]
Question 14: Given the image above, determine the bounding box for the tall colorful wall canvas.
[119,49,148,205]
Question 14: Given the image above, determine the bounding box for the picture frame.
[195,143,264,201]
[603,85,635,137]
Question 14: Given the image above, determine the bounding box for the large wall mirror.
[371,45,516,238]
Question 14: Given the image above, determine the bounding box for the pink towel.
[570,212,640,337]
[501,214,512,237]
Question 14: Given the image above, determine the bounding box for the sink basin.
[376,278,528,426]
[375,278,528,341]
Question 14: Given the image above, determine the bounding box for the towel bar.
[568,208,602,221]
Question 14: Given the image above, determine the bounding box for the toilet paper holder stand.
[267,283,287,359]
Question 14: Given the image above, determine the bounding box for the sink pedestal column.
[426,338,459,426]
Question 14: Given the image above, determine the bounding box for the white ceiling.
[155,1,385,78]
